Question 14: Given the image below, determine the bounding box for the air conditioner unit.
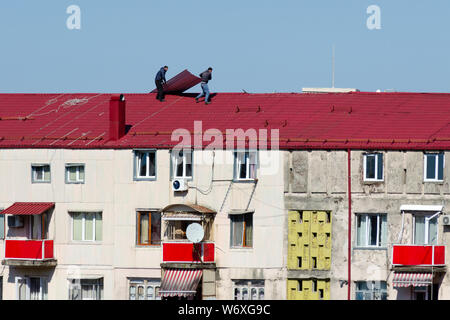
[7,215,24,228]
[442,215,450,226]
[172,179,188,192]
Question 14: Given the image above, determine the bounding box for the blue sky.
[1,0,449,93]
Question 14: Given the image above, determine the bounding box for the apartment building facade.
[0,147,285,300]
[285,150,450,300]
[0,89,449,300]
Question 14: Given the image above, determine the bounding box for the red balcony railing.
[162,242,215,263]
[4,239,54,260]
[392,244,445,266]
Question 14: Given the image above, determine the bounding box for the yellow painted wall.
[288,210,331,270]
[287,279,330,300]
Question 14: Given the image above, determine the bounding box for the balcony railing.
[162,241,215,263]
[4,239,55,260]
[392,244,445,266]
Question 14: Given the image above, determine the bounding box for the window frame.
[170,149,193,180]
[355,213,387,248]
[424,152,444,182]
[355,281,387,300]
[68,278,103,300]
[136,210,161,246]
[70,211,102,242]
[0,209,4,240]
[65,163,85,184]
[128,278,161,300]
[363,153,383,182]
[233,150,258,182]
[133,149,157,181]
[413,213,439,245]
[233,280,264,300]
[230,213,253,249]
[31,164,51,183]
[15,276,48,300]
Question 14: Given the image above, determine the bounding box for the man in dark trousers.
[155,66,168,102]
[195,67,213,105]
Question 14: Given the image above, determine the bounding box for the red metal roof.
[1,202,55,215]
[0,91,450,150]
[150,69,201,94]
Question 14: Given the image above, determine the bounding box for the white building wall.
[0,148,286,300]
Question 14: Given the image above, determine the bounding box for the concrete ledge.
[391,266,446,273]
[287,269,331,279]
[2,259,57,267]
[161,262,216,269]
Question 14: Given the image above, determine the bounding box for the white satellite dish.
[186,223,204,243]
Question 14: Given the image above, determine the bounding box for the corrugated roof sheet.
[150,69,201,94]
[1,202,55,215]
[0,91,450,150]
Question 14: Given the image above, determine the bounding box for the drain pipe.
[347,148,352,300]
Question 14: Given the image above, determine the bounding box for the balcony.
[162,242,215,265]
[392,244,445,267]
[2,239,57,267]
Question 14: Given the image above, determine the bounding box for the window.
[233,280,264,300]
[129,279,161,300]
[414,213,438,245]
[137,211,161,245]
[171,149,193,179]
[234,151,257,181]
[363,153,383,181]
[31,212,49,239]
[424,153,444,182]
[31,164,51,183]
[356,214,387,247]
[69,278,103,300]
[65,164,85,183]
[134,150,156,179]
[230,213,253,248]
[0,211,4,240]
[355,281,387,300]
[16,277,48,300]
[72,212,102,242]
[164,219,199,241]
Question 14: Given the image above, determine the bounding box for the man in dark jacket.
[155,66,168,102]
[195,67,213,105]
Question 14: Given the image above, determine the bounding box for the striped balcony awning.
[160,269,202,297]
[393,272,433,288]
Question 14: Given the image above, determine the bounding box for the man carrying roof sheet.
[195,67,213,105]
[155,66,168,102]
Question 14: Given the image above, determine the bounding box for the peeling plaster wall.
[286,150,450,300]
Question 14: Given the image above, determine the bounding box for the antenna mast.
[332,44,335,88]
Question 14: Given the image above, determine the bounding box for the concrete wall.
[0,149,286,300]
[285,150,450,300]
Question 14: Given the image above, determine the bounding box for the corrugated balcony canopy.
[161,204,216,214]
[159,268,203,297]
[393,272,433,287]
[0,202,55,215]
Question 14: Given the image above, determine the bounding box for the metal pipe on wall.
[347,148,352,300]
